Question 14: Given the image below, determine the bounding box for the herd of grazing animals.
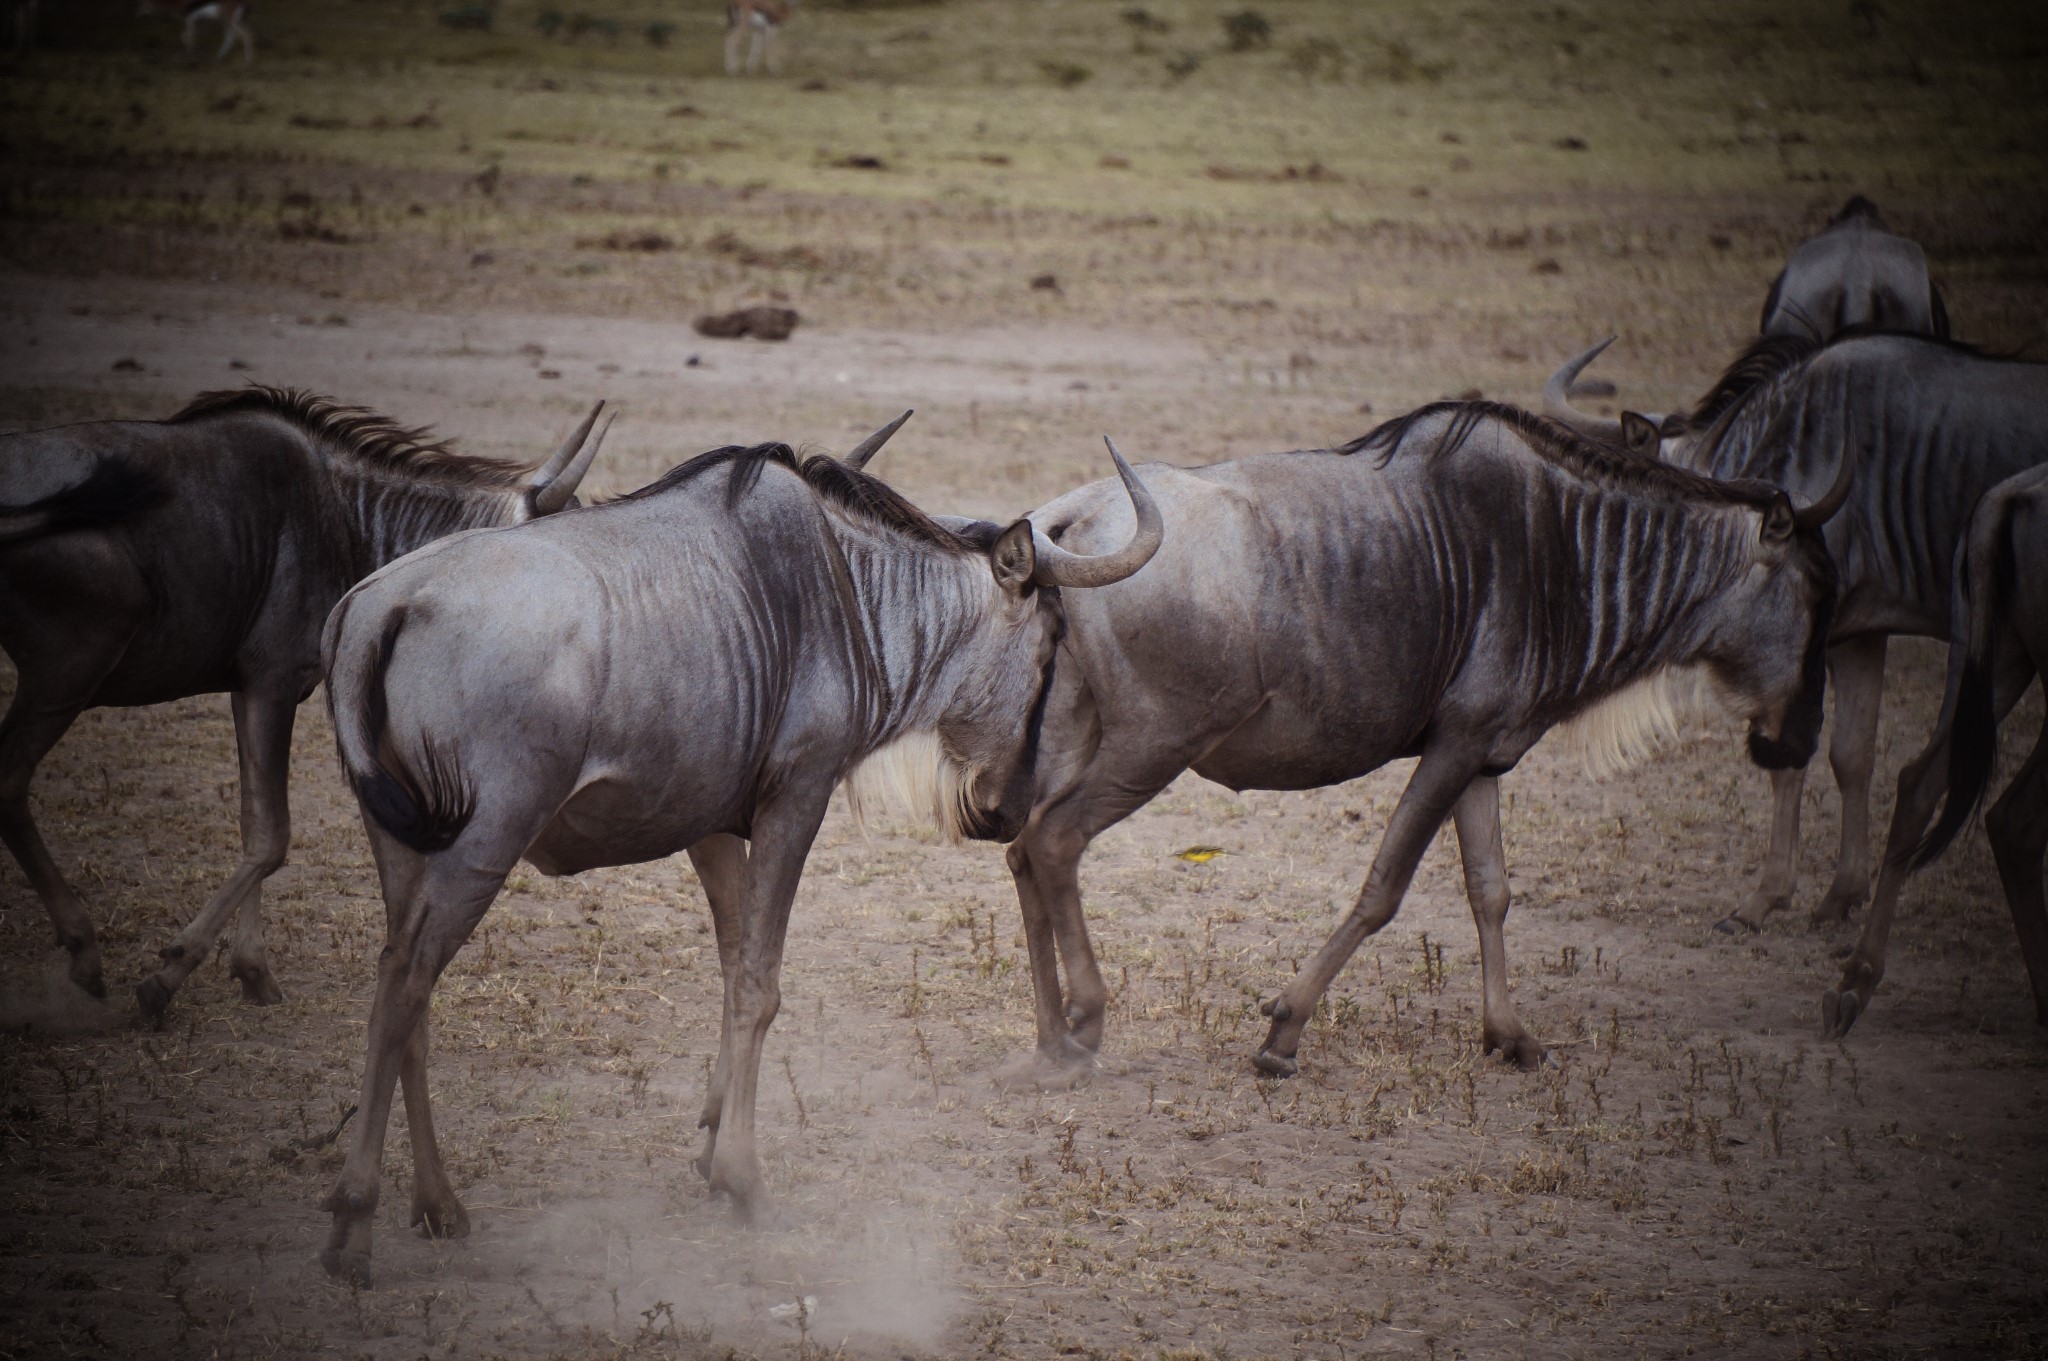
[1,195,2044,1284]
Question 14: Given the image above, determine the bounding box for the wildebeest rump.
[1828,463,2048,1035]
[1547,332,2048,935]
[314,429,1162,1284]
[0,388,607,1015]
[1759,195,1949,342]
[979,402,1846,1083]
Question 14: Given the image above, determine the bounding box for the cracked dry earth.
[2,273,2046,1361]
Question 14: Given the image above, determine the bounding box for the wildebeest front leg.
[1812,636,1888,925]
[684,833,746,1180]
[704,786,832,1220]
[1828,646,2031,1036]
[1722,767,1805,933]
[0,692,103,997]
[137,691,296,1020]
[1002,837,1083,1082]
[1986,717,2048,1026]
[1256,746,1482,1077]
[1453,777,1543,1069]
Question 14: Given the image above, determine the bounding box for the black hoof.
[1252,1048,1298,1078]
[1821,989,1863,1039]
[135,976,173,1024]
[320,1246,373,1288]
[1711,916,1757,936]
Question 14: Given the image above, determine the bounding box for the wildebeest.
[314,429,1161,1284]
[1547,332,2048,933]
[1824,462,2048,1036]
[0,387,607,1015]
[961,402,1846,1083]
[1758,196,1949,342]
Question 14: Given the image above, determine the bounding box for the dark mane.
[168,386,537,488]
[620,441,976,552]
[1342,399,1775,509]
[1683,334,1823,433]
[1687,327,2013,436]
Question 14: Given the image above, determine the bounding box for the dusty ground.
[4,2,2048,1358]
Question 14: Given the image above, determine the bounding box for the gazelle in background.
[725,0,791,75]
[139,0,254,63]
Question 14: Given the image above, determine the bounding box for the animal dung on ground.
[693,306,800,341]
[578,230,675,252]
[1031,273,1060,291]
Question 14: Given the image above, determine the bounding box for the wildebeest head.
[845,436,1163,844]
[1692,449,1853,771]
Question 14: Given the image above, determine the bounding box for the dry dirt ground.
[4,3,2048,1358]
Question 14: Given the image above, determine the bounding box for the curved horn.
[530,400,605,492]
[1792,421,1858,530]
[1030,437,1164,589]
[1542,337,1628,446]
[844,409,913,470]
[532,409,614,515]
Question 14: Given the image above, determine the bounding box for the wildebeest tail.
[1906,490,2016,870]
[326,604,477,854]
[0,457,168,544]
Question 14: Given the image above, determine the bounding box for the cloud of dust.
[0,953,126,1036]
[487,1050,964,1351]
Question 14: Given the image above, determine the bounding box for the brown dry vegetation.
[3,2,2047,1358]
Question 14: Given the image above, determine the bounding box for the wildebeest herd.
[2,194,2043,1286]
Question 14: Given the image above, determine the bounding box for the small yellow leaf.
[1175,845,1226,863]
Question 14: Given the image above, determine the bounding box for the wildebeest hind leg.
[1986,716,2048,1025]
[1454,777,1542,1069]
[684,833,746,1179]
[1812,637,1888,925]
[703,785,832,1220]
[1722,767,1804,933]
[139,691,296,1019]
[1256,745,1482,1077]
[323,832,513,1285]
[401,1012,467,1239]
[0,688,104,998]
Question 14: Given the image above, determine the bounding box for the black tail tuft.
[1,457,169,536]
[1908,656,1997,871]
[350,614,476,854]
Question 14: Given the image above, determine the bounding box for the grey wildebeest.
[1547,332,2048,935]
[959,401,1846,1083]
[1822,462,2048,1036]
[1759,195,1949,342]
[314,430,1161,1284]
[0,387,607,1015]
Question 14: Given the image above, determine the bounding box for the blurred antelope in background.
[138,0,254,62]
[725,0,790,74]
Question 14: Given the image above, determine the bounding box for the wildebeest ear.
[1620,411,1660,456]
[1760,493,1797,544]
[990,519,1037,594]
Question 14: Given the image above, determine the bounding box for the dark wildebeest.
[314,432,1161,1284]
[1547,332,2048,934]
[0,388,607,1015]
[1758,195,1949,342]
[946,402,1846,1084]
[1824,463,2048,1035]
